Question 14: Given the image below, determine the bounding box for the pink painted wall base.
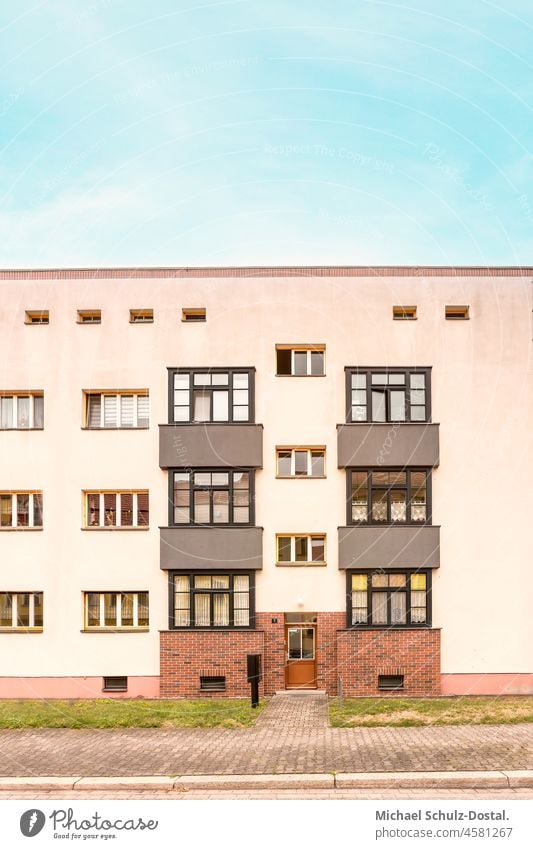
[0,677,159,699]
[441,673,533,696]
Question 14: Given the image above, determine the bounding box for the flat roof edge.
[0,265,532,280]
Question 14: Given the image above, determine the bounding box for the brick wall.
[160,621,441,698]
[337,628,441,697]
[160,630,265,698]
[316,613,346,694]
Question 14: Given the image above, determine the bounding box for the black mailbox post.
[246,654,262,708]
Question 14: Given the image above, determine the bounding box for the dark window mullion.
[386,588,392,626]
[407,472,412,523]
[406,372,412,422]
[406,574,412,625]
[366,372,371,422]
[229,576,235,626]
[229,373,234,423]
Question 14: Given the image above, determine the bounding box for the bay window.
[349,469,429,524]
[347,368,430,422]
[171,470,252,525]
[171,573,253,628]
[349,570,430,627]
[170,368,253,423]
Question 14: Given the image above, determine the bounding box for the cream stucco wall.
[0,272,531,679]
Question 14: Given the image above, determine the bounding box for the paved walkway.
[0,694,531,777]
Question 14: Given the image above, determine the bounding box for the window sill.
[0,628,43,633]
[81,426,150,431]
[0,428,44,432]
[0,527,43,531]
[276,475,327,480]
[81,526,150,531]
[276,561,326,567]
[81,628,149,633]
[344,625,434,631]
[275,374,326,378]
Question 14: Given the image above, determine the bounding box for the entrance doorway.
[285,614,317,689]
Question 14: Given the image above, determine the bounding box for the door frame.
[284,622,317,689]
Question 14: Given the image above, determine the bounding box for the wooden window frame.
[346,569,432,628]
[347,468,431,525]
[0,393,44,430]
[129,309,153,324]
[275,344,326,376]
[182,308,206,322]
[83,391,150,429]
[393,305,417,320]
[77,310,102,324]
[445,305,470,320]
[0,591,43,630]
[83,491,149,529]
[84,591,149,630]
[275,447,326,478]
[169,571,255,630]
[276,534,327,566]
[0,492,43,530]
[25,310,49,325]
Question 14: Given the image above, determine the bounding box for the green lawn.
[329,696,533,727]
[0,699,265,729]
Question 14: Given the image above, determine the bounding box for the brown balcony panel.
[337,423,439,468]
[159,423,263,468]
[160,526,263,570]
[338,525,440,570]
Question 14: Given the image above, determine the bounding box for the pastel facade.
[0,266,531,699]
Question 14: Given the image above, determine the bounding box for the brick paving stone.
[0,695,530,778]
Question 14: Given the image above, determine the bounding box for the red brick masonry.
[337,628,441,696]
[160,616,441,697]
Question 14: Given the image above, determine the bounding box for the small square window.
[182,308,206,322]
[200,675,226,692]
[25,311,49,325]
[393,305,417,320]
[129,309,153,323]
[276,346,325,376]
[103,676,128,692]
[378,674,404,690]
[77,310,101,324]
[445,305,469,320]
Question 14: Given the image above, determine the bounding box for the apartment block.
[0,266,531,699]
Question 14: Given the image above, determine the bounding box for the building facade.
[0,266,531,699]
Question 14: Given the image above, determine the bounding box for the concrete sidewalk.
[1,694,531,779]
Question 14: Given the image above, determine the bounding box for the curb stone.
[0,771,531,791]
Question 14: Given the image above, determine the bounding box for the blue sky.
[1,0,532,266]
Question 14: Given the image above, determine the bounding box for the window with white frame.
[276,345,325,376]
[84,592,149,628]
[84,392,149,428]
[276,534,326,565]
[0,393,44,429]
[84,492,149,528]
[0,492,43,528]
[0,592,43,628]
[276,448,325,477]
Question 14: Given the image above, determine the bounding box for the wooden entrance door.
[285,625,317,689]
